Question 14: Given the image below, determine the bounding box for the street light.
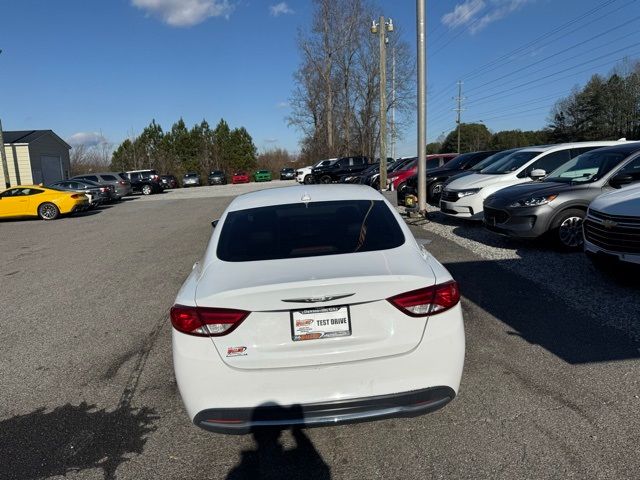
[371,16,393,191]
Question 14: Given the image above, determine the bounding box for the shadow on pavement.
[226,404,331,480]
[444,258,640,364]
[0,402,157,480]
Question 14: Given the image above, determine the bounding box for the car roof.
[584,141,640,155]
[227,185,383,212]
[517,140,628,154]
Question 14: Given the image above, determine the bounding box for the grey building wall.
[28,134,71,184]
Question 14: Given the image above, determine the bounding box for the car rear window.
[101,175,117,181]
[217,200,405,262]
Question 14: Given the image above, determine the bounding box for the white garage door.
[41,156,63,184]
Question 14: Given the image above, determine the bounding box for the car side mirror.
[609,173,634,189]
[530,169,546,180]
[211,219,219,228]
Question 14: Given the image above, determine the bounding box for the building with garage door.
[1,130,71,187]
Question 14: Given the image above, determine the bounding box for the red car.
[388,154,458,191]
[232,172,250,184]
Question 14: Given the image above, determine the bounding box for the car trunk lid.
[194,247,436,369]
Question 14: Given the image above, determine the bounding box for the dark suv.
[124,169,163,195]
[312,156,370,183]
[208,170,227,185]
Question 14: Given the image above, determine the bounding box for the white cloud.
[264,138,279,143]
[67,132,108,147]
[132,0,234,27]
[471,0,533,33]
[270,2,294,17]
[276,101,289,109]
[441,0,533,33]
[442,0,485,28]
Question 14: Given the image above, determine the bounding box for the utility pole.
[0,119,10,189]
[371,17,393,191]
[455,80,465,153]
[391,46,396,160]
[417,0,427,213]
[0,49,9,189]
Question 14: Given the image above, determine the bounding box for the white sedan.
[171,185,465,433]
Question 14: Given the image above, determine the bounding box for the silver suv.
[72,172,132,200]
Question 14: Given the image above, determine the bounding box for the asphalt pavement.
[1,185,639,480]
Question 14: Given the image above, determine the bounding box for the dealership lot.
[1,186,639,479]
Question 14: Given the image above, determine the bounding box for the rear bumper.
[194,386,455,434]
[173,303,465,429]
[70,201,90,213]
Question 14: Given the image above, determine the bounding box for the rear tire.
[141,184,153,195]
[38,202,60,220]
[320,175,332,184]
[551,208,585,250]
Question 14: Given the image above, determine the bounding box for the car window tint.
[570,147,597,158]
[217,200,406,262]
[426,158,441,169]
[529,149,572,175]
[548,151,627,183]
[101,175,117,181]
[482,151,540,174]
[617,156,640,180]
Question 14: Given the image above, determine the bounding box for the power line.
[464,17,640,95]
[471,43,640,103]
[463,0,639,85]
[427,0,625,103]
[462,0,623,80]
[429,40,640,122]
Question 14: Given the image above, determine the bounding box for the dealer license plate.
[291,306,351,341]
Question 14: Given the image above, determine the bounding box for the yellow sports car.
[0,185,89,221]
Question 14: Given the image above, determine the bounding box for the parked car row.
[198,168,297,186]
[0,169,165,221]
[401,140,640,268]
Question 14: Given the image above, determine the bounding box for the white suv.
[296,158,337,184]
[584,180,640,266]
[440,141,626,220]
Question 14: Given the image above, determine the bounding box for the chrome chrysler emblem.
[602,219,617,229]
[282,293,355,303]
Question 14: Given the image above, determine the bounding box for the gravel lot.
[1,186,639,479]
[403,206,640,341]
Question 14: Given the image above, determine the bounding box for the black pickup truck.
[311,156,371,183]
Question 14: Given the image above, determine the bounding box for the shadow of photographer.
[226,403,331,480]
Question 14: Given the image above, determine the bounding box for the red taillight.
[119,180,126,185]
[388,281,460,317]
[100,187,108,192]
[170,305,249,336]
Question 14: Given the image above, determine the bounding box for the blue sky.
[0,0,638,157]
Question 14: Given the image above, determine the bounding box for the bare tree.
[289,0,415,164]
